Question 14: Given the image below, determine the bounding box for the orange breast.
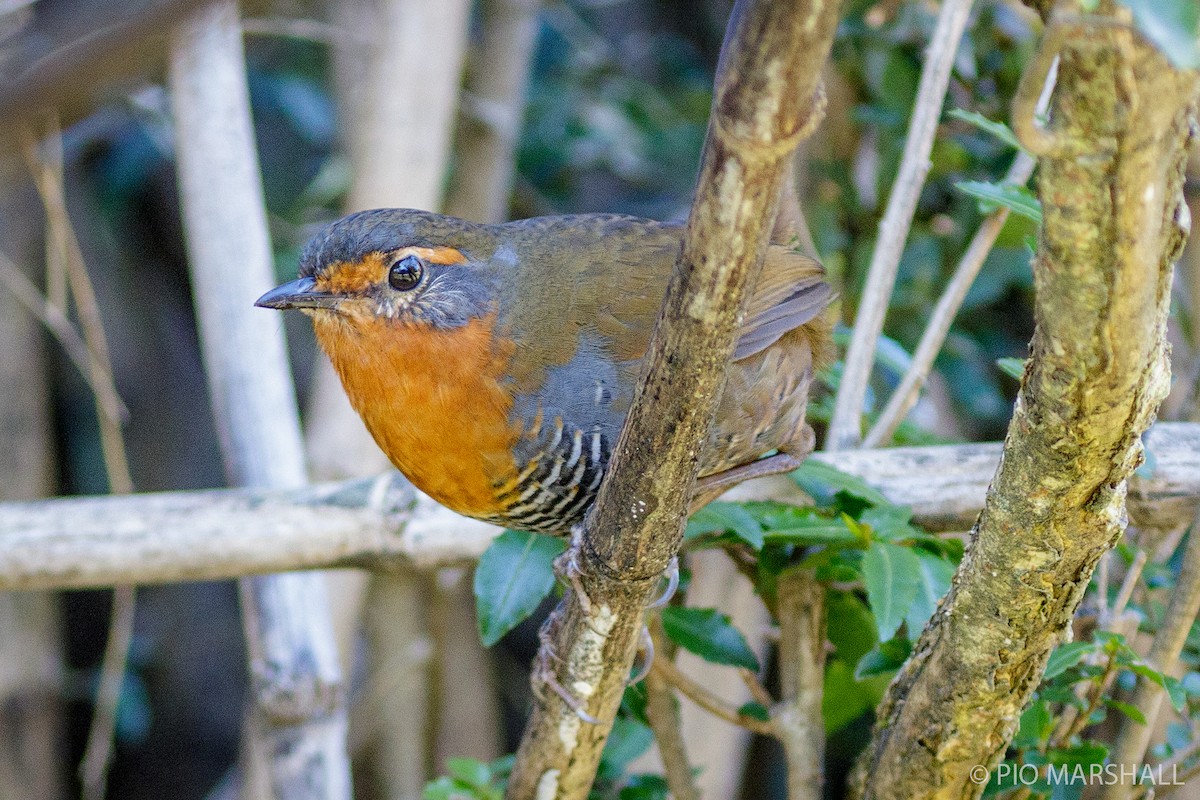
[313,311,519,519]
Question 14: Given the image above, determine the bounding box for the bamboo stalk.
[168,4,350,797]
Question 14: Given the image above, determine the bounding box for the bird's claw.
[645,556,679,610]
[629,625,654,685]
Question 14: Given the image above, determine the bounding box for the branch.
[1102,515,1200,798]
[826,0,976,451]
[642,620,700,800]
[862,150,1036,448]
[773,569,827,800]
[505,1,840,797]
[650,655,775,738]
[443,0,540,223]
[168,4,350,796]
[4,423,1200,592]
[855,13,1200,798]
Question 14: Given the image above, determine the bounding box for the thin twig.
[0,252,125,421]
[826,0,976,451]
[863,148,1036,447]
[1111,548,1148,620]
[650,656,775,737]
[1104,516,1200,798]
[643,620,701,800]
[739,667,775,710]
[23,117,137,800]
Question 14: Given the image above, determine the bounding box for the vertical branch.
[505,1,840,797]
[642,620,700,800]
[826,0,976,451]
[855,14,1199,798]
[167,4,350,798]
[774,569,827,800]
[862,150,1037,448]
[443,0,541,223]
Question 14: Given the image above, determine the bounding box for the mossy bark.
[855,16,1199,800]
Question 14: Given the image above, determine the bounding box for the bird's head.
[255,208,499,331]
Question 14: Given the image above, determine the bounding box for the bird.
[256,208,833,536]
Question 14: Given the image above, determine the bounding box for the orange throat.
[312,311,518,519]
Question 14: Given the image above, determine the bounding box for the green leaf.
[996,357,1026,380]
[660,606,760,670]
[1120,0,1200,68]
[738,701,771,722]
[1013,699,1053,748]
[619,775,670,800]
[474,530,565,647]
[1124,657,1184,710]
[1044,641,1096,680]
[686,501,763,549]
[862,541,922,641]
[422,777,469,800]
[854,637,913,679]
[823,659,877,733]
[1105,699,1147,725]
[599,717,654,776]
[1047,741,1109,768]
[946,109,1024,151]
[827,590,879,666]
[859,505,913,536]
[791,460,891,507]
[955,180,1043,223]
[747,503,858,545]
[1164,676,1187,712]
[905,552,956,636]
[446,758,491,789]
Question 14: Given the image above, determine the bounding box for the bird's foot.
[532,611,601,724]
[554,524,594,615]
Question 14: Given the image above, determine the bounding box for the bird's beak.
[254,276,340,310]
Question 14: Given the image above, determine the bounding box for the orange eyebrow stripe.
[400,246,468,265]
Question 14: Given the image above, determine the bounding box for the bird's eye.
[388,254,424,291]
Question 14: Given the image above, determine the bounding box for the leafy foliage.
[474,530,565,646]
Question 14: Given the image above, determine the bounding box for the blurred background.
[1,0,1198,798]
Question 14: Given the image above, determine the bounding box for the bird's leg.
[553,524,594,615]
[689,452,803,513]
[531,608,601,724]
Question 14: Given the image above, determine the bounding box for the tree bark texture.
[855,16,1199,799]
[504,2,840,798]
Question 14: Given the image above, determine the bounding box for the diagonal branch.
[504,1,840,797]
[827,0,976,451]
[854,13,1200,798]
